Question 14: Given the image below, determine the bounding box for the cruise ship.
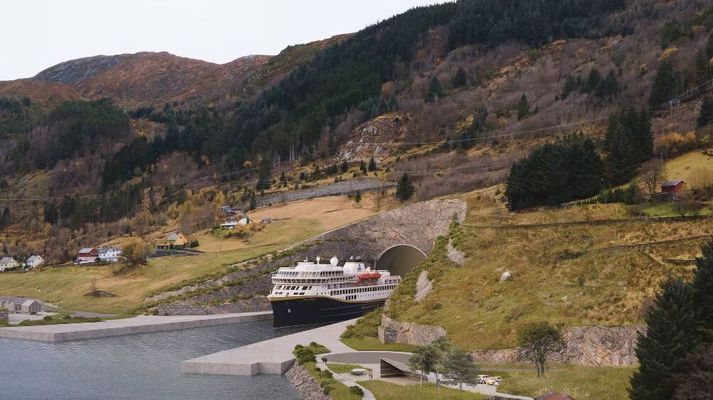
[268,257,401,327]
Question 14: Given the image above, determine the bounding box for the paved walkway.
[318,355,376,400]
[0,312,271,342]
[181,319,355,376]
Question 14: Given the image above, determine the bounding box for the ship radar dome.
[330,256,339,266]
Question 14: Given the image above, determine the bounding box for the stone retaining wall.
[379,316,643,367]
[471,325,643,366]
[286,363,333,400]
[255,179,394,208]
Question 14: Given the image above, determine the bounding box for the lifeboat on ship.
[357,271,382,281]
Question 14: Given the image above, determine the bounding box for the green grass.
[385,191,712,350]
[0,244,284,314]
[481,363,634,400]
[634,201,711,218]
[17,315,102,326]
[360,381,487,400]
[327,363,372,374]
[341,336,420,352]
[302,361,361,400]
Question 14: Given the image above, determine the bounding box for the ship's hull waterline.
[269,297,384,327]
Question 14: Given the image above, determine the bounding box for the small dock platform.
[181,319,356,376]
[0,312,272,342]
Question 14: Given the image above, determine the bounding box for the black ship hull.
[270,297,385,327]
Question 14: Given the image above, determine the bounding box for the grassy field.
[663,149,713,188]
[194,195,376,252]
[0,195,380,314]
[360,381,487,400]
[327,363,372,374]
[384,186,713,350]
[482,363,634,400]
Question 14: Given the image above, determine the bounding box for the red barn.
[661,179,686,194]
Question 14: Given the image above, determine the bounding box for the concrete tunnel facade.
[375,244,427,277]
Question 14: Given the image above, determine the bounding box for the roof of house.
[662,179,685,187]
[0,296,28,305]
[536,392,575,400]
[27,254,43,260]
[98,247,121,255]
[78,247,96,255]
[21,299,39,307]
[0,256,15,263]
[167,232,182,241]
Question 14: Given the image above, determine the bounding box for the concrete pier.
[0,311,272,342]
[181,319,356,376]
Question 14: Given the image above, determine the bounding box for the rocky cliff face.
[470,325,644,367]
[379,315,643,367]
[285,363,332,400]
[378,315,447,346]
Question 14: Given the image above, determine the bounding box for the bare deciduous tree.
[639,158,667,199]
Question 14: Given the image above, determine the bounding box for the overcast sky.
[0,0,450,81]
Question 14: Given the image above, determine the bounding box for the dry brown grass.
[391,188,712,350]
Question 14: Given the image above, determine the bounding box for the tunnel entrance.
[375,244,427,277]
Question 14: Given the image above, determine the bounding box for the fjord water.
[0,320,303,400]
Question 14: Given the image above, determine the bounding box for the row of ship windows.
[278,270,352,277]
[331,285,397,296]
[275,277,352,284]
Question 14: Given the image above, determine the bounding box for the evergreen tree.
[249,193,257,211]
[630,278,701,400]
[451,67,467,88]
[697,96,713,128]
[604,108,653,185]
[506,136,604,210]
[340,160,349,173]
[425,76,443,103]
[583,68,602,93]
[354,190,362,203]
[649,59,681,107]
[43,202,59,225]
[396,173,415,201]
[596,70,619,99]
[368,157,377,172]
[692,240,713,339]
[360,160,367,174]
[442,347,479,390]
[256,158,272,190]
[0,207,10,228]
[517,94,530,120]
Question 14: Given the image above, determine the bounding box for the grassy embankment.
[482,363,635,400]
[0,196,376,314]
[360,381,487,400]
[345,150,713,399]
[326,363,372,374]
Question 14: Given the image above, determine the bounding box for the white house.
[220,220,239,230]
[0,257,18,272]
[98,247,122,263]
[25,254,44,269]
[237,216,251,226]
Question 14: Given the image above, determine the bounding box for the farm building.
[0,256,19,271]
[220,220,239,230]
[25,254,44,269]
[75,248,99,264]
[21,300,42,314]
[661,179,686,195]
[0,297,25,312]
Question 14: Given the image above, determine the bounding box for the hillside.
[1,0,713,285]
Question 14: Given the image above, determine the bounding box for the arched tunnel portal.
[375,244,427,277]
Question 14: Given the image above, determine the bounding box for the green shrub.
[350,386,364,396]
